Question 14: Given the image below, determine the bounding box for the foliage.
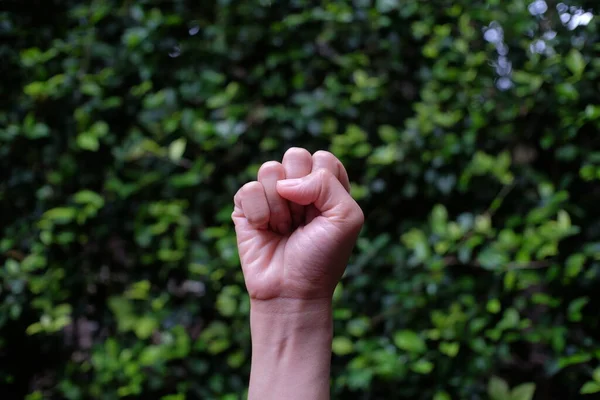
[2,0,600,399]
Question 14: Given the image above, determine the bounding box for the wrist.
[250,297,333,345]
[248,298,333,400]
[250,297,333,317]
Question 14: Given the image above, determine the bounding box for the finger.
[233,181,270,229]
[306,151,341,223]
[282,147,313,228]
[258,161,292,235]
[311,150,351,192]
[312,150,339,177]
[276,169,364,231]
[337,160,351,193]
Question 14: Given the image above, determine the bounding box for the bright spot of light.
[530,39,547,54]
[484,27,502,43]
[169,45,181,58]
[568,11,594,30]
[557,4,594,30]
[528,0,548,16]
[497,77,513,91]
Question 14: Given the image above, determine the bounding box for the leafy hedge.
[2,0,600,399]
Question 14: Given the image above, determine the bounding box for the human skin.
[231,148,364,400]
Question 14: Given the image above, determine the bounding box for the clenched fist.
[231,148,364,302]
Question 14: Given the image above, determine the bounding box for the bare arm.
[249,299,332,400]
[232,148,364,400]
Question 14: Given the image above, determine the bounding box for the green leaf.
[439,342,460,357]
[566,49,586,78]
[511,383,535,400]
[566,254,586,278]
[81,81,102,97]
[77,133,99,151]
[123,27,149,48]
[558,353,592,369]
[477,247,508,270]
[557,210,571,231]
[433,392,451,400]
[585,105,600,120]
[487,298,501,314]
[393,330,426,353]
[580,382,600,395]
[488,376,510,400]
[216,290,237,317]
[126,280,151,300]
[411,359,433,374]
[24,81,46,98]
[513,71,543,93]
[169,138,187,161]
[568,297,589,322]
[227,351,245,369]
[73,190,104,208]
[431,204,448,235]
[378,125,398,143]
[498,308,520,330]
[475,213,491,233]
[376,0,399,13]
[161,394,185,400]
[367,145,398,165]
[90,121,109,137]
[139,345,164,366]
[43,207,76,224]
[555,82,579,100]
[25,391,44,400]
[347,317,370,337]
[332,337,354,356]
[26,322,43,335]
[27,123,50,139]
[207,338,230,354]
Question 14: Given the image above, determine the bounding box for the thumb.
[276,169,364,225]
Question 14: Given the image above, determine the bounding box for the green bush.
[2,1,600,399]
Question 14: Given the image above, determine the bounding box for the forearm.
[248,298,333,400]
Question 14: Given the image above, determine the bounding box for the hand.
[232,148,364,302]
[232,148,362,400]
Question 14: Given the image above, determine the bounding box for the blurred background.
[1,0,599,399]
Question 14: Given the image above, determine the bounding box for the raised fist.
[232,148,364,301]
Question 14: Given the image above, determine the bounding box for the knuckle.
[243,181,261,191]
[284,147,311,159]
[338,198,364,227]
[233,188,244,204]
[313,150,335,160]
[247,213,268,226]
[348,198,365,225]
[236,182,256,198]
[315,167,333,180]
[354,206,365,226]
[258,161,284,178]
[259,160,282,171]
